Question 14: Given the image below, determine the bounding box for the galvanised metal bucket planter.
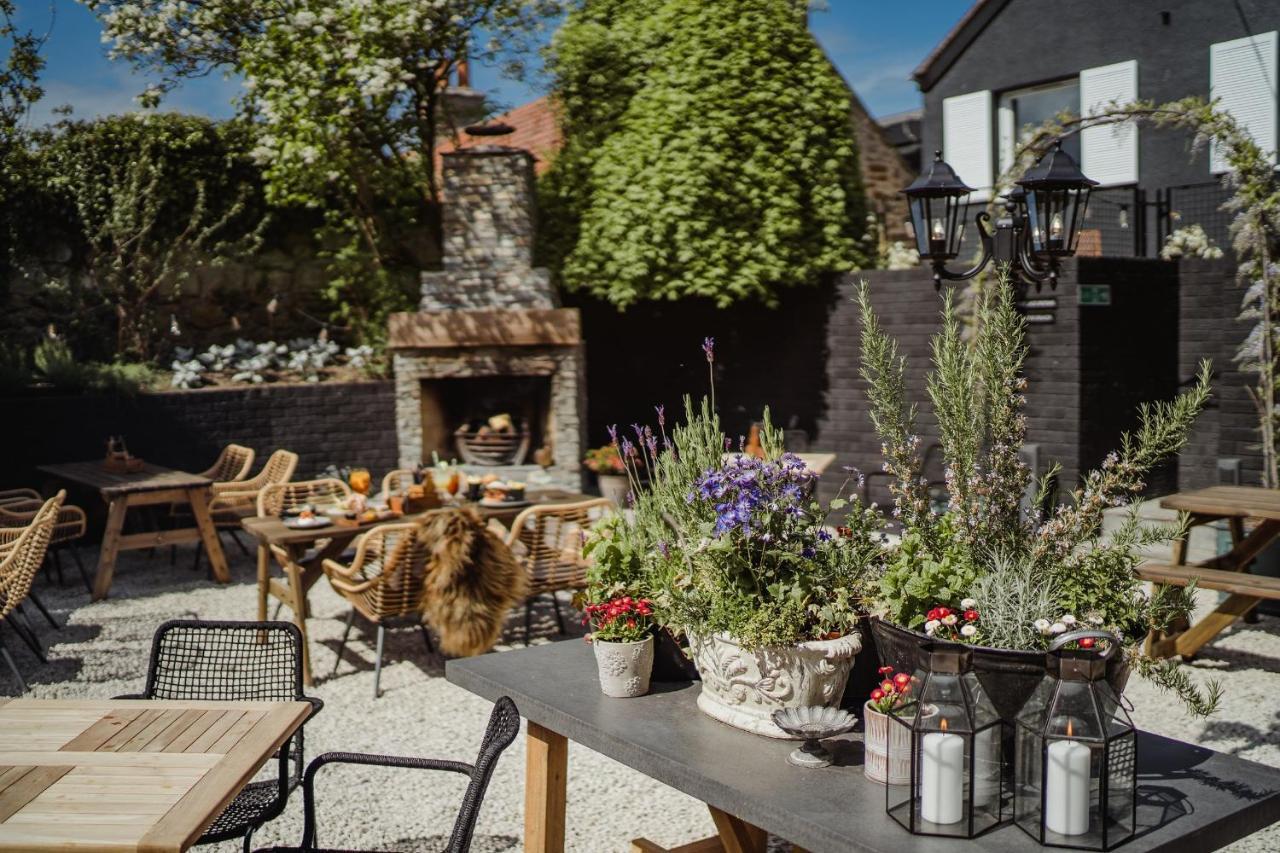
[869,618,1129,722]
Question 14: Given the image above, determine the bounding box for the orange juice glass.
[349,468,372,495]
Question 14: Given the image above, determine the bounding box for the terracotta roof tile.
[437,96,563,175]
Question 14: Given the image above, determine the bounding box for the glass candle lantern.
[1014,631,1136,850]
[886,644,1011,838]
[1016,139,1097,258]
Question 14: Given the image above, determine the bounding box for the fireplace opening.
[420,376,551,466]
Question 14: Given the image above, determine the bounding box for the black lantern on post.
[1017,139,1099,261]
[886,644,1011,838]
[1014,631,1137,850]
[902,152,993,288]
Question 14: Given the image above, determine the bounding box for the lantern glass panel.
[908,194,966,261]
[1105,731,1138,847]
[1026,187,1092,257]
[1014,719,1045,839]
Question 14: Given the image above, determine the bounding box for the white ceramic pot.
[593,635,655,698]
[596,473,631,506]
[862,701,913,785]
[686,631,861,738]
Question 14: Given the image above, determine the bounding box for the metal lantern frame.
[900,137,1098,291]
[1014,630,1137,851]
[886,643,1012,839]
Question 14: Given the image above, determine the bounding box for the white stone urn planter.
[593,635,655,698]
[686,631,862,738]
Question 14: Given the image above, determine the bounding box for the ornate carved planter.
[687,631,862,738]
[593,636,655,698]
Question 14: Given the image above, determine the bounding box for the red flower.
[964,610,979,622]
[1079,637,1096,649]
[870,688,884,701]
[935,607,951,618]
[926,608,940,622]
[893,673,911,689]
[880,680,895,694]
[627,618,637,629]
[878,666,893,676]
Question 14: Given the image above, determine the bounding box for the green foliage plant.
[858,268,1219,715]
[582,339,886,650]
[540,0,868,307]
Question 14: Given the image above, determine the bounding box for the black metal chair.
[255,696,521,853]
[121,620,323,852]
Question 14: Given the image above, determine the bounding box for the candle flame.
[931,218,946,241]
[940,718,948,733]
[1050,212,1064,239]
[1066,719,1073,738]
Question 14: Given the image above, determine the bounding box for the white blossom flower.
[960,624,977,638]
[924,620,940,635]
[1050,622,1067,634]
[1034,619,1051,635]
[942,614,958,626]
[1061,614,1077,626]
[960,598,977,610]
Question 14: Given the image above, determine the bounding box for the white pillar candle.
[1045,736,1091,836]
[920,724,965,825]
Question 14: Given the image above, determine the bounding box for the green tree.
[83,0,560,342]
[541,0,868,307]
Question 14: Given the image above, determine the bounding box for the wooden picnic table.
[241,489,593,685]
[447,639,1280,853]
[1143,485,1280,659]
[0,696,310,852]
[37,462,230,601]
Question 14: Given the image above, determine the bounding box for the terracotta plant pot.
[687,631,862,739]
[593,635,655,698]
[862,700,913,785]
[870,618,1130,721]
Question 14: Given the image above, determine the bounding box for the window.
[942,90,993,201]
[997,80,1081,178]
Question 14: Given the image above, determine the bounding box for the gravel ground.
[3,531,1278,852]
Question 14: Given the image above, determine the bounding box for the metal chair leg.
[228,529,251,558]
[68,547,92,595]
[192,543,203,573]
[0,631,28,694]
[49,550,65,586]
[373,624,386,699]
[524,599,534,647]
[332,609,356,677]
[420,623,436,656]
[241,823,256,853]
[550,592,567,635]
[6,612,45,663]
[25,591,60,630]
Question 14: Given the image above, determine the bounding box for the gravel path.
[3,537,1278,851]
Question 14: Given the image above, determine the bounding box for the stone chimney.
[419,137,555,311]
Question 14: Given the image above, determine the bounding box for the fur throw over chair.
[419,507,528,657]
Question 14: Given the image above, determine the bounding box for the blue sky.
[17,1,966,126]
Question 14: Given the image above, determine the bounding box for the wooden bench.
[1139,562,1280,659]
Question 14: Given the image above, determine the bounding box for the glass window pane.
[998,79,1082,163]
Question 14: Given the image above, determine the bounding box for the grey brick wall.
[2,382,399,494]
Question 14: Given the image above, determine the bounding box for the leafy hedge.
[540,0,869,307]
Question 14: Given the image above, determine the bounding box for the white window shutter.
[943,90,993,201]
[1080,60,1139,185]
[1210,31,1278,172]
[997,103,1016,177]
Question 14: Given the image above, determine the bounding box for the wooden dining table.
[37,462,230,601]
[242,489,593,685]
[0,697,311,852]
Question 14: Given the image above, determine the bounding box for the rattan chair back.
[201,444,256,483]
[0,492,63,618]
[505,498,613,596]
[257,478,351,518]
[0,495,86,548]
[323,516,440,622]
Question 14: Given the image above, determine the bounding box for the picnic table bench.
[1141,486,1280,659]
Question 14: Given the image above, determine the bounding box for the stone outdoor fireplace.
[388,134,584,490]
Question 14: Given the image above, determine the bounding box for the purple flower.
[657,541,670,558]
[607,424,618,445]
[655,404,665,427]
[702,337,715,363]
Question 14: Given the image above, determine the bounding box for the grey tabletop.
[447,639,1280,853]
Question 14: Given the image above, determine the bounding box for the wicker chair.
[0,492,63,693]
[257,478,351,520]
[121,620,323,852]
[505,498,613,643]
[322,517,439,698]
[0,493,89,593]
[209,449,300,523]
[254,696,520,853]
[379,468,415,499]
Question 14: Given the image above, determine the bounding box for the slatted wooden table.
[37,462,230,601]
[0,697,311,852]
[1145,485,1280,658]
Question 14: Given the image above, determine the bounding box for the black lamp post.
[902,139,1098,291]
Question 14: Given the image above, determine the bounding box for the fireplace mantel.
[387,308,580,349]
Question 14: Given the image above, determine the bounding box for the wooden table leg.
[1174,593,1262,658]
[187,488,231,584]
[708,807,766,853]
[281,561,315,686]
[525,721,567,853]
[256,545,270,622]
[92,496,130,601]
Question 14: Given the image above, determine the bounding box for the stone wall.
[2,382,398,510]
[847,92,915,245]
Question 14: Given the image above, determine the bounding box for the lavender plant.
[582,338,886,648]
[860,268,1220,714]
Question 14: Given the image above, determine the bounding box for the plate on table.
[283,516,332,530]
[479,498,531,509]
